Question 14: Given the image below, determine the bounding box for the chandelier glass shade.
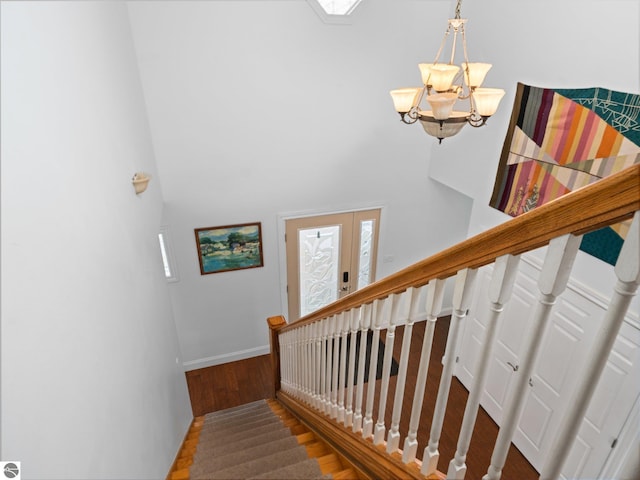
[390,1,505,143]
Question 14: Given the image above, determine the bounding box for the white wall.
[127,0,475,369]
[0,2,192,478]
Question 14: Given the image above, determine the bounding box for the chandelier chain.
[454,0,462,20]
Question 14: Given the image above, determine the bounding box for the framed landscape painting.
[195,222,264,275]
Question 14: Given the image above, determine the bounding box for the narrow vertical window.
[158,233,172,277]
[357,219,374,289]
[158,226,179,282]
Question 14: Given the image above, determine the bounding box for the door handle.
[507,361,519,372]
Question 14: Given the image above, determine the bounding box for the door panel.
[297,223,345,317]
[560,321,640,479]
[516,291,599,469]
[457,264,537,425]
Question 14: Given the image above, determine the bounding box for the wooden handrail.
[281,164,639,332]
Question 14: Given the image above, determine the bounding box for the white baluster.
[286,330,293,394]
[313,321,322,409]
[282,331,293,393]
[308,323,315,404]
[282,331,288,392]
[353,303,373,433]
[295,327,305,400]
[303,324,310,403]
[387,287,424,453]
[541,212,640,480]
[296,328,304,399]
[402,278,445,464]
[363,299,386,438]
[309,323,316,406]
[422,268,478,475]
[292,329,298,395]
[280,331,289,393]
[325,315,336,416]
[293,328,301,398]
[331,313,344,419]
[296,327,305,400]
[319,318,328,411]
[448,255,520,479]
[337,311,350,423]
[374,293,405,445]
[483,234,582,480]
[307,324,313,403]
[345,307,361,427]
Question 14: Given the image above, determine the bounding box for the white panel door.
[456,256,640,477]
[514,284,600,470]
[456,263,537,425]
[559,320,640,479]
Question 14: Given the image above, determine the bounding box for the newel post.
[267,315,287,399]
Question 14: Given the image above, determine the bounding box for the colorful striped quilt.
[490,83,640,265]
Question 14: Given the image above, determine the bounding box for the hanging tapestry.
[490,82,640,265]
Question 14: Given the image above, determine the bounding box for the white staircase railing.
[270,164,640,480]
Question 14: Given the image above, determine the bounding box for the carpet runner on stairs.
[188,400,334,479]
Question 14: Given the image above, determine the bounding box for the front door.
[285,209,381,321]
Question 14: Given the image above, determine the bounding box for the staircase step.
[197,417,285,446]
[200,411,282,434]
[193,425,291,460]
[331,468,361,479]
[190,435,300,476]
[246,458,329,479]
[203,399,267,420]
[204,403,271,426]
[201,410,278,434]
[316,453,345,476]
[190,444,310,480]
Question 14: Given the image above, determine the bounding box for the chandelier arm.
[456,87,472,100]
[459,23,473,99]
[400,105,422,124]
[415,85,427,109]
[433,25,452,65]
[401,86,428,124]
[461,23,470,64]
[467,111,487,128]
[450,28,457,64]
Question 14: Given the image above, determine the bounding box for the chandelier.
[390,0,505,143]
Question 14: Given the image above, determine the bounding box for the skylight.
[313,0,362,16]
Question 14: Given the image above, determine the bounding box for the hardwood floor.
[185,317,538,479]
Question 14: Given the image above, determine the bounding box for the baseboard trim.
[183,344,270,371]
